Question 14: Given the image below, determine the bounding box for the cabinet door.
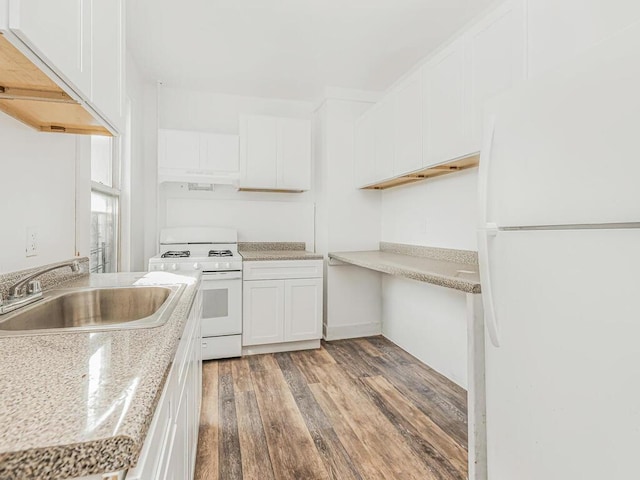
[9,0,92,97]
[242,280,285,346]
[393,71,423,175]
[91,0,124,130]
[240,115,278,188]
[277,118,311,191]
[526,0,640,80]
[466,0,525,151]
[374,95,395,181]
[165,393,188,480]
[200,133,240,175]
[158,129,200,172]
[423,38,468,167]
[284,278,323,342]
[354,108,377,187]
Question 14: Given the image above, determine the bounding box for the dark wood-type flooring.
[194,336,468,480]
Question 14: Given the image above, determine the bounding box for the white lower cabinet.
[127,290,202,480]
[243,260,323,349]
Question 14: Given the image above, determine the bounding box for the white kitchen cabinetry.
[239,115,311,191]
[393,70,423,175]
[158,129,240,183]
[8,0,93,97]
[465,0,526,151]
[127,291,202,480]
[354,107,377,187]
[91,0,124,131]
[3,0,125,132]
[284,278,323,342]
[422,38,468,167]
[242,280,285,345]
[374,95,395,181]
[354,97,395,188]
[243,260,323,351]
[526,0,640,80]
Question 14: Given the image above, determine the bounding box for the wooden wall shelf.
[0,34,110,136]
[360,153,480,190]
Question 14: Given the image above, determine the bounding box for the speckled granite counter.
[239,242,323,261]
[329,242,480,294]
[0,270,200,479]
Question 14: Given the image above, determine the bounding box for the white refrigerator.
[478,21,640,480]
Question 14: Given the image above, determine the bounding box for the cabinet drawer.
[243,260,323,280]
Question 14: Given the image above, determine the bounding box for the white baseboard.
[242,339,320,356]
[323,322,382,341]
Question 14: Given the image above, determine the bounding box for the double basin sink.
[0,284,185,336]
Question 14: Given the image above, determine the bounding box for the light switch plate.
[26,227,38,257]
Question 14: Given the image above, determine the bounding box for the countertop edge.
[0,273,200,479]
[329,251,481,294]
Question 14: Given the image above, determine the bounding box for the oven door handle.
[201,271,242,280]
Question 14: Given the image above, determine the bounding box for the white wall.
[382,276,469,387]
[156,87,317,248]
[0,113,85,274]
[379,169,478,388]
[162,184,315,247]
[315,98,383,340]
[381,169,478,250]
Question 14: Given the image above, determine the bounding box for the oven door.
[200,271,242,337]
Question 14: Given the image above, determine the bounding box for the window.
[90,136,120,273]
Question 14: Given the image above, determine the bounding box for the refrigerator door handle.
[479,225,501,347]
[478,114,496,227]
[477,114,501,347]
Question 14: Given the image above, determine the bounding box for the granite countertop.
[0,271,201,479]
[238,241,323,261]
[328,243,480,294]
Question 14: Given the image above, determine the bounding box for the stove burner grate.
[161,250,190,258]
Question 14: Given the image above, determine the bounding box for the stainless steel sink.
[0,285,185,336]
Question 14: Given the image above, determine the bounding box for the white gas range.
[149,227,242,360]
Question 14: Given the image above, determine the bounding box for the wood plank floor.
[194,336,468,480]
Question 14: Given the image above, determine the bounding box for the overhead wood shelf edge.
[0,33,111,136]
[361,152,480,190]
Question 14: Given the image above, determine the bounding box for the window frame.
[90,136,122,273]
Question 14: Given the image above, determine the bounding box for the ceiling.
[127,0,495,101]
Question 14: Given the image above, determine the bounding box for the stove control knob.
[171,263,178,271]
[193,263,201,270]
[214,262,220,269]
[159,264,166,271]
[223,262,230,269]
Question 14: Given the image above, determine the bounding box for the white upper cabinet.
[8,0,93,97]
[374,95,395,181]
[5,0,125,133]
[422,37,468,167]
[158,129,240,182]
[241,115,279,188]
[354,106,377,187]
[158,130,200,173]
[465,0,526,151]
[526,0,640,80]
[278,118,312,191]
[201,133,240,175]
[91,0,124,131]
[393,70,423,175]
[240,115,312,191]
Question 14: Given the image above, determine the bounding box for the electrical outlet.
[26,227,38,257]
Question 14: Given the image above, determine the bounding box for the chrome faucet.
[1,260,81,315]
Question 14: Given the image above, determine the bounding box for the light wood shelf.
[0,34,111,136]
[361,152,480,190]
